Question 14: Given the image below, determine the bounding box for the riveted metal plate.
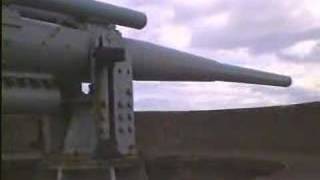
[108,30,135,155]
[88,25,135,155]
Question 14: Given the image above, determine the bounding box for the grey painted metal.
[2,8,91,78]
[8,0,147,29]
[125,39,292,87]
[89,26,136,155]
[112,51,136,155]
[3,7,135,155]
[9,5,80,28]
[2,72,61,114]
[64,101,97,155]
[94,67,112,142]
[88,25,113,145]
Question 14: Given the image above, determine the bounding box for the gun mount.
[2,1,313,180]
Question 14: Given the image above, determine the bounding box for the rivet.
[128,126,133,133]
[118,127,124,134]
[128,114,132,121]
[127,102,132,108]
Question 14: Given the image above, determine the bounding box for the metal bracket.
[89,26,135,156]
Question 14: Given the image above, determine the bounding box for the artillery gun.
[4,1,317,180]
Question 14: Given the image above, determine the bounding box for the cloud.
[110,0,320,56]
[190,0,320,54]
[134,81,320,111]
[97,0,320,111]
[278,40,320,62]
[157,24,192,49]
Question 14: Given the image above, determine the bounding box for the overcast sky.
[99,0,319,111]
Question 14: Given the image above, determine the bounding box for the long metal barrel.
[125,39,292,87]
[2,8,291,87]
[8,0,147,29]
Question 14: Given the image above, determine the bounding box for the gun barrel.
[2,7,291,87]
[9,0,147,29]
[125,39,292,87]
